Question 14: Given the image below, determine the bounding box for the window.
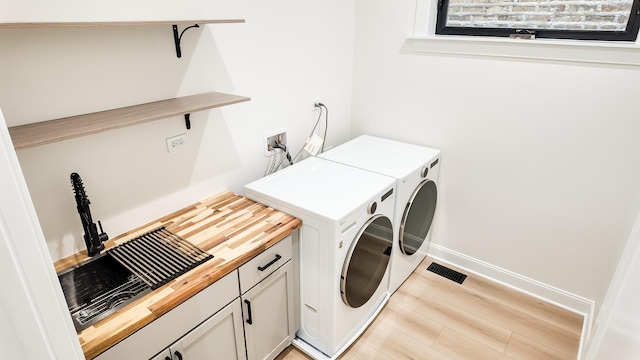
[436,0,640,41]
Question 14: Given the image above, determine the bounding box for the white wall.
[0,0,356,261]
[352,0,640,310]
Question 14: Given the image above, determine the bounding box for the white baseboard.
[427,243,595,329]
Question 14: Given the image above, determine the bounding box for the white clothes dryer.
[244,157,395,359]
[319,135,440,294]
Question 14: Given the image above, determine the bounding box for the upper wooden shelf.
[0,19,245,28]
[8,91,250,150]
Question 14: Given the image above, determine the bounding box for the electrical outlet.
[264,130,287,157]
[166,133,187,153]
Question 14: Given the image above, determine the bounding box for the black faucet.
[70,172,108,256]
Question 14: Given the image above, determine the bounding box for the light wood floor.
[276,257,584,360]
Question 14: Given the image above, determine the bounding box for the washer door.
[340,215,393,308]
[399,180,437,256]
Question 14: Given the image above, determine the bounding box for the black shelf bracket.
[172,24,200,58]
[184,114,191,130]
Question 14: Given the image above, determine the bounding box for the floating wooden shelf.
[0,19,245,57]
[8,92,250,150]
[0,19,245,28]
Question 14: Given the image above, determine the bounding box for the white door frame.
[585,208,640,359]
[0,108,84,359]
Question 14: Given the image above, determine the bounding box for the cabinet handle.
[257,254,282,271]
[244,299,253,325]
[174,351,183,360]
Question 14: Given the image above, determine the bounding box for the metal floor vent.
[427,262,467,284]
[108,227,213,289]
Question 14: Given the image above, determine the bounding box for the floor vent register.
[427,262,467,284]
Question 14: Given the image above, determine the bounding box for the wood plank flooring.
[276,257,584,360]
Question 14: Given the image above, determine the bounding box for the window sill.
[407,35,640,66]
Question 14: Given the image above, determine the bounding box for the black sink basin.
[57,254,150,332]
[57,227,213,332]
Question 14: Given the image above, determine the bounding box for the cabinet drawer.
[239,235,292,294]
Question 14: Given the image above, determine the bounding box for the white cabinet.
[152,299,246,360]
[242,261,294,360]
[95,271,239,360]
[95,235,296,360]
[239,236,295,360]
[154,235,295,360]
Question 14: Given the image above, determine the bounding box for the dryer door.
[399,180,437,256]
[340,215,393,308]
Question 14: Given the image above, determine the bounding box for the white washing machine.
[319,135,440,294]
[244,157,395,359]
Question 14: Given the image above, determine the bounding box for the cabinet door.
[242,261,294,360]
[99,271,240,360]
[150,349,171,360]
[167,298,247,360]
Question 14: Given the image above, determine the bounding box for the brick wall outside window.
[445,0,634,31]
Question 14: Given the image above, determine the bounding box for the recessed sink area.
[57,227,213,332]
[58,254,151,332]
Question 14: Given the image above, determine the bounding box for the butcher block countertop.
[53,191,301,360]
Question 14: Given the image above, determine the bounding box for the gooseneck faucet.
[70,172,108,256]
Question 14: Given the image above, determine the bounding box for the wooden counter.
[53,191,301,360]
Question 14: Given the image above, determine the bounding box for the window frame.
[435,0,640,42]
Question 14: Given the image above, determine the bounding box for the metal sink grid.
[107,227,214,290]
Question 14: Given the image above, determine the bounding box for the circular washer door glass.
[399,180,437,256]
[341,215,393,308]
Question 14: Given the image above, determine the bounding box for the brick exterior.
[445,0,633,31]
